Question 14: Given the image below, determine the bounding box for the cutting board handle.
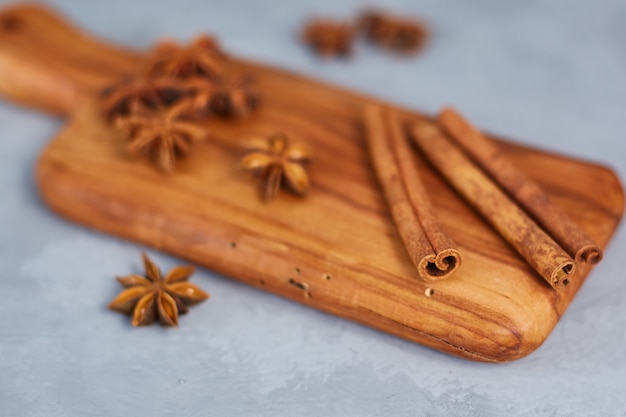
[0,3,144,115]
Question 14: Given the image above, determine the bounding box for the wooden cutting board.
[0,4,623,362]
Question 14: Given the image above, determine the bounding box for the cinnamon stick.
[364,105,462,281]
[411,122,575,289]
[438,108,602,264]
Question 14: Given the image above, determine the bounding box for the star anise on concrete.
[240,133,310,201]
[147,35,227,80]
[359,10,428,53]
[108,252,209,327]
[301,18,355,57]
[100,75,188,121]
[115,100,207,173]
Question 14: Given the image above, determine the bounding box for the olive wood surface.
[0,4,623,362]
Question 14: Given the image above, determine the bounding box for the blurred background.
[0,0,625,416]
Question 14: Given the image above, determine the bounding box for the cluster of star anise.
[300,10,428,58]
[101,35,259,173]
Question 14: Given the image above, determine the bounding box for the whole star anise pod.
[115,100,208,172]
[301,18,354,57]
[147,35,227,80]
[100,75,188,121]
[240,133,310,201]
[108,253,209,327]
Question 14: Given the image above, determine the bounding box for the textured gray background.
[1,0,625,416]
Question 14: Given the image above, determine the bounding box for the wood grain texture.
[363,105,462,281]
[0,3,141,114]
[1,4,624,362]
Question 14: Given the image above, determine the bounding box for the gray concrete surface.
[1,0,625,415]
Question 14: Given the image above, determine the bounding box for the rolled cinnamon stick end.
[411,122,575,289]
[438,108,603,265]
[364,105,462,281]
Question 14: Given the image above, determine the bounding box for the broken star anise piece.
[301,18,354,57]
[359,10,428,54]
[100,75,188,121]
[115,100,207,173]
[109,252,209,327]
[240,133,310,201]
[147,35,227,80]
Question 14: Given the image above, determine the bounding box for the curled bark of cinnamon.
[437,108,602,265]
[411,122,575,289]
[364,105,462,281]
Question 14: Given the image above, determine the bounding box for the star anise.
[115,100,207,173]
[209,74,260,117]
[173,74,259,118]
[359,10,428,53]
[101,35,261,173]
[240,133,310,201]
[100,75,188,121]
[146,35,259,118]
[147,35,227,80]
[301,18,354,57]
[172,77,216,116]
[108,252,209,327]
